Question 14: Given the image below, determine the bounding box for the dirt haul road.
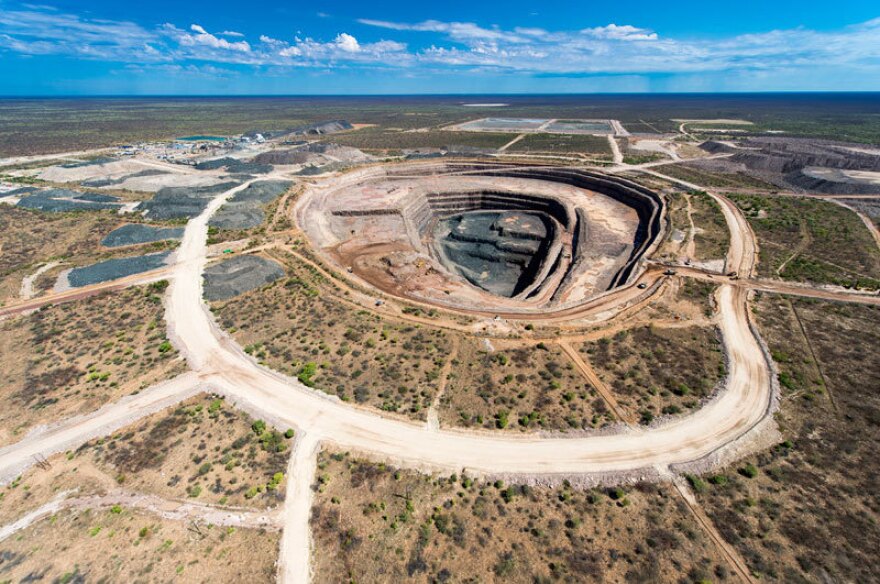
[162,182,775,478]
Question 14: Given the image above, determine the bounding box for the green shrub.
[709,475,728,486]
[608,487,625,500]
[685,474,707,493]
[298,361,318,386]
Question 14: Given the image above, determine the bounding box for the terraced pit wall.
[318,162,664,305]
[473,167,664,288]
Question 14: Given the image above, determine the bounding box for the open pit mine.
[296,162,664,313]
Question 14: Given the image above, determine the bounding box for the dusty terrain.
[0,508,279,582]
[583,324,725,425]
[0,284,186,446]
[310,448,729,583]
[695,295,880,582]
[0,109,877,584]
[212,254,454,419]
[440,338,614,432]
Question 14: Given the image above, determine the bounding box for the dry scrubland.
[305,295,880,584]
[626,278,717,325]
[81,394,292,507]
[506,134,612,158]
[213,250,694,433]
[211,248,725,433]
[0,509,278,582]
[659,191,730,262]
[694,295,880,582]
[440,340,614,432]
[0,207,117,301]
[654,163,779,190]
[5,95,880,157]
[319,128,514,153]
[310,449,730,583]
[0,206,180,302]
[732,194,880,288]
[0,283,185,445]
[212,254,453,419]
[0,396,288,525]
[0,395,288,582]
[582,324,725,426]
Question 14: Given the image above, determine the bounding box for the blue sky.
[1,0,879,95]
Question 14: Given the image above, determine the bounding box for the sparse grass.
[81,394,290,507]
[320,128,514,153]
[310,449,730,582]
[4,96,880,157]
[0,206,180,303]
[658,192,690,258]
[658,191,729,262]
[212,253,453,419]
[0,508,278,582]
[0,207,116,300]
[623,153,667,165]
[732,193,880,288]
[654,163,779,190]
[690,191,730,260]
[0,285,185,445]
[441,339,614,431]
[582,325,725,425]
[695,295,880,582]
[508,133,612,157]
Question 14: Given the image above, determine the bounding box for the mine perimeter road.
[0,168,870,479]
[0,372,205,485]
[158,177,774,477]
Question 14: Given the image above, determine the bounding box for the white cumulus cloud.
[582,24,658,41]
[335,32,360,53]
[183,23,251,52]
[0,5,878,85]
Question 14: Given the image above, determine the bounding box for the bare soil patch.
[0,508,278,582]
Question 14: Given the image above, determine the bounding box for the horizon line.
[2,90,880,100]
